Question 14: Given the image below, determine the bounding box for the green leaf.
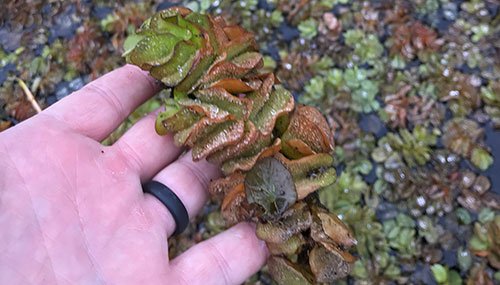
[494,271,500,282]
[149,41,197,86]
[351,260,369,279]
[469,236,489,251]
[174,54,216,99]
[194,87,249,120]
[457,247,472,272]
[344,29,364,47]
[298,19,318,40]
[456,208,472,225]
[387,226,400,239]
[396,213,415,228]
[270,10,284,27]
[122,33,146,57]
[252,86,294,135]
[471,147,493,171]
[448,270,462,285]
[478,208,495,224]
[304,76,325,101]
[431,264,448,283]
[128,34,182,68]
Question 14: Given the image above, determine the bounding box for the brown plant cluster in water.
[383,84,445,129]
[276,0,331,26]
[389,21,442,59]
[276,52,321,94]
[125,7,356,284]
[458,171,499,213]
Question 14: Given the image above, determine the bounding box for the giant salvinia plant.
[124,7,356,284]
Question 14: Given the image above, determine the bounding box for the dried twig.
[17,78,42,113]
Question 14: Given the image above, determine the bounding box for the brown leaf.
[220,183,253,225]
[252,86,295,136]
[202,52,263,85]
[208,172,245,199]
[281,105,333,159]
[190,120,245,160]
[309,206,356,251]
[268,256,314,285]
[0,120,11,132]
[210,78,256,93]
[255,202,312,243]
[194,87,252,120]
[7,100,36,121]
[467,264,494,285]
[284,139,315,157]
[309,245,353,283]
[316,211,357,248]
[220,137,280,175]
[207,122,260,164]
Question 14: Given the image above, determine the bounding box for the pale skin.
[0,65,268,285]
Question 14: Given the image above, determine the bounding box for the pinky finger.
[169,223,269,285]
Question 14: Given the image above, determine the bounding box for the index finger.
[43,64,161,141]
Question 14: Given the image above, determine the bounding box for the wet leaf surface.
[309,245,353,282]
[255,202,311,243]
[268,256,314,285]
[244,157,297,219]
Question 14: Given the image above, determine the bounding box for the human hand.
[0,65,268,285]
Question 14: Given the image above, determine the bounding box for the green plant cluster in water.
[302,66,380,113]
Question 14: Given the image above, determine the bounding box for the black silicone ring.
[143,181,189,236]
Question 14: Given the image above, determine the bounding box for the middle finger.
[112,112,182,180]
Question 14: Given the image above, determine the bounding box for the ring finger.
[143,151,221,237]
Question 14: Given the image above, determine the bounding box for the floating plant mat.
[1,1,499,284]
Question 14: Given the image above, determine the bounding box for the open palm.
[0,65,267,285]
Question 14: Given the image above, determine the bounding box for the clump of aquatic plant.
[319,170,402,282]
[298,18,319,39]
[99,2,151,50]
[481,81,500,129]
[213,0,283,47]
[334,132,375,176]
[349,210,402,282]
[381,84,413,128]
[433,71,482,117]
[301,66,380,113]
[374,149,463,219]
[344,29,384,65]
[383,213,418,258]
[319,171,367,215]
[442,118,493,170]
[457,171,499,213]
[125,7,355,284]
[276,0,337,26]
[466,264,495,285]
[469,214,500,270]
[388,21,441,61]
[372,125,438,168]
